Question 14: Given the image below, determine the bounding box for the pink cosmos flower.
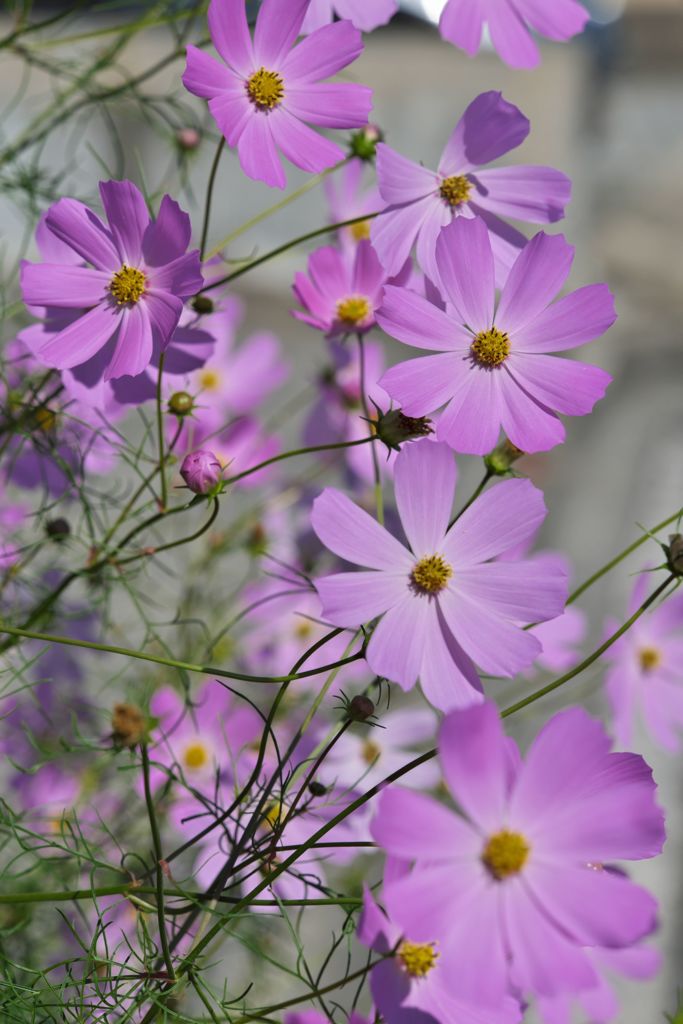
[377,217,616,455]
[371,702,665,1006]
[324,157,382,253]
[286,1015,370,1024]
[182,0,373,189]
[358,882,521,1024]
[439,0,590,70]
[370,91,571,285]
[293,239,406,340]
[301,0,397,35]
[603,573,683,752]
[311,439,567,710]
[176,413,280,490]
[20,181,203,380]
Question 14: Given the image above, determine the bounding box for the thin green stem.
[141,744,175,980]
[199,137,226,261]
[0,887,361,907]
[450,467,493,528]
[223,435,376,486]
[155,351,167,510]
[357,333,384,525]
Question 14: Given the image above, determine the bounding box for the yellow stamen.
[183,741,209,770]
[471,327,511,368]
[411,554,453,595]
[482,829,530,880]
[247,67,284,109]
[439,175,472,208]
[361,738,381,766]
[198,368,222,391]
[110,265,146,305]
[397,940,439,978]
[294,619,314,640]
[638,646,662,672]
[350,219,371,241]
[336,295,371,327]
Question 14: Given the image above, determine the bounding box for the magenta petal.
[380,352,467,418]
[38,303,119,369]
[336,0,397,31]
[394,440,455,554]
[207,0,254,74]
[526,864,658,949]
[436,366,503,455]
[440,702,511,832]
[21,262,109,308]
[183,45,243,100]
[282,19,363,80]
[498,370,566,452]
[496,232,574,335]
[384,862,486,943]
[371,196,433,276]
[375,144,437,206]
[438,0,484,60]
[285,82,372,128]
[371,788,480,861]
[44,197,119,271]
[456,561,567,624]
[515,283,617,352]
[377,286,471,352]
[507,353,611,417]
[104,304,153,381]
[311,487,412,570]
[366,593,431,689]
[440,586,542,675]
[420,609,484,711]
[253,0,309,65]
[472,165,571,224]
[487,3,540,69]
[147,252,203,300]
[439,91,530,175]
[144,289,183,351]
[435,217,495,332]
[269,108,345,175]
[99,180,150,265]
[444,477,547,566]
[142,195,192,267]
[517,0,589,40]
[236,114,286,189]
[315,570,405,627]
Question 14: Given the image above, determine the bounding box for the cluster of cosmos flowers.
[1,1,681,1022]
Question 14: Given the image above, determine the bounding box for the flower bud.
[191,295,214,315]
[484,438,524,476]
[45,518,70,542]
[111,702,146,749]
[373,408,433,453]
[176,127,201,151]
[308,780,327,797]
[348,694,375,722]
[168,391,194,417]
[349,123,384,162]
[180,450,222,495]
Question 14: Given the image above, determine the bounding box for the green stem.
[196,212,381,294]
[0,887,361,907]
[449,467,493,528]
[155,351,167,510]
[141,744,175,980]
[199,137,226,261]
[223,435,376,486]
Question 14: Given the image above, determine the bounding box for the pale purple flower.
[301,0,397,35]
[182,0,373,189]
[358,882,521,1024]
[378,216,616,455]
[372,701,665,1006]
[20,181,203,380]
[180,449,223,494]
[439,0,589,70]
[286,1015,370,1024]
[324,157,382,253]
[311,439,567,710]
[603,573,683,752]
[371,91,571,285]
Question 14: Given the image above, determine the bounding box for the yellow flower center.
[263,801,288,830]
[183,741,209,771]
[294,618,315,640]
[470,327,511,368]
[350,219,371,241]
[638,646,662,672]
[411,554,453,595]
[361,738,381,766]
[482,829,530,880]
[336,295,371,327]
[109,265,146,305]
[439,175,472,208]
[397,940,439,978]
[247,67,284,109]
[198,368,222,391]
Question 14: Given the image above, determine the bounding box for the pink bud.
[176,127,201,151]
[180,450,222,495]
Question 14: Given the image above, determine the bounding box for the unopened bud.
[308,780,327,797]
[180,450,222,495]
[348,695,375,722]
[484,438,524,476]
[176,127,201,151]
[168,391,194,416]
[191,295,214,315]
[45,518,70,542]
[373,408,433,453]
[111,703,146,748]
[666,534,683,576]
[349,124,384,162]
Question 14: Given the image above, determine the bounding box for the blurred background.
[1,0,683,1017]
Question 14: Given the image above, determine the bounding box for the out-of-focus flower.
[372,702,665,1006]
[301,0,397,35]
[439,0,589,70]
[324,158,382,252]
[371,92,571,284]
[182,0,373,189]
[20,181,203,381]
[378,217,616,455]
[312,439,567,710]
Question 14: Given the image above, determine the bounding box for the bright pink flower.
[439,0,589,70]
[301,0,397,35]
[378,217,616,455]
[182,0,373,189]
[371,91,571,284]
[603,573,683,752]
[371,702,665,1006]
[311,439,567,710]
